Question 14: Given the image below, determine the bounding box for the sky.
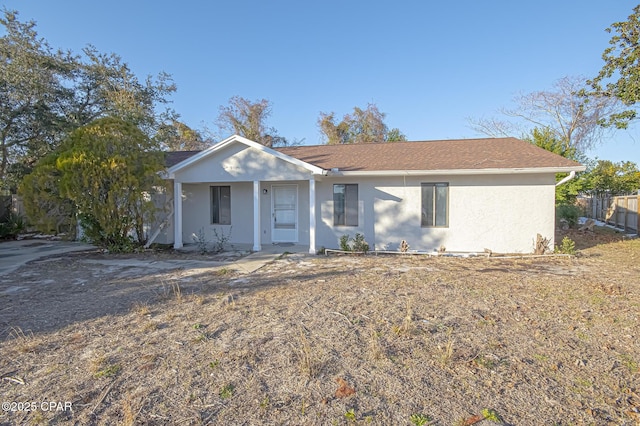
[3,1,640,165]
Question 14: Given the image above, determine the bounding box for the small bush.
[351,233,369,253]
[0,212,25,240]
[219,384,234,399]
[212,227,232,253]
[555,236,576,255]
[556,204,581,227]
[338,233,370,253]
[192,227,208,254]
[339,234,351,251]
[410,413,431,426]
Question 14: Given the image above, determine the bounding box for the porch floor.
[176,242,309,255]
[175,242,310,274]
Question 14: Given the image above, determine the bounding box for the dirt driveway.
[0,244,276,333]
[0,239,95,276]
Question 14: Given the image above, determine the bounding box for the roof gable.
[166,135,324,177]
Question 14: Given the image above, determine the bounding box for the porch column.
[309,177,316,254]
[173,181,183,249]
[253,180,261,252]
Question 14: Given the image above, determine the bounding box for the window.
[333,184,358,226]
[421,183,448,227]
[211,186,231,225]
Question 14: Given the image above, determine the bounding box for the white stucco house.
[154,134,584,254]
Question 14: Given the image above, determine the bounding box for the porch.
[172,179,319,254]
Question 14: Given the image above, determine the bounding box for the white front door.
[272,184,298,242]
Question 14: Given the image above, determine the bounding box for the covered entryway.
[166,135,323,254]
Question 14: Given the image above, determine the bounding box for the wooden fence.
[0,195,11,222]
[0,195,26,222]
[586,194,639,233]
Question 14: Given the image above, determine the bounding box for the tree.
[21,117,166,250]
[469,76,621,155]
[588,5,640,128]
[386,127,408,142]
[70,46,176,134]
[524,127,585,204]
[0,9,176,192]
[215,96,288,147]
[583,160,640,196]
[155,120,211,151]
[318,103,407,144]
[19,153,76,235]
[0,9,75,192]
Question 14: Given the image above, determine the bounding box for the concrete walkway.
[231,251,283,274]
[231,243,310,273]
[0,240,304,277]
[0,239,96,276]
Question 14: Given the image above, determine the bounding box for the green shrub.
[555,236,576,255]
[339,234,351,251]
[0,212,26,240]
[78,213,137,253]
[338,233,370,253]
[556,204,581,227]
[352,233,370,253]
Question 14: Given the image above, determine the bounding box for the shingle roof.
[165,150,202,168]
[165,137,583,172]
[276,138,582,171]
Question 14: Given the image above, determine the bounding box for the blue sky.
[3,1,639,164]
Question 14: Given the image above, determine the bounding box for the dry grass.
[0,230,639,425]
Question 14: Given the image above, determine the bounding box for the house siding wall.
[151,184,174,245]
[181,182,253,244]
[177,181,311,247]
[167,141,559,253]
[314,173,556,254]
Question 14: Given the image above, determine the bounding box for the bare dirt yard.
[1,228,639,425]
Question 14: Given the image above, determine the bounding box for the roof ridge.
[276,137,519,150]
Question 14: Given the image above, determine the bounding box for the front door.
[272,184,298,242]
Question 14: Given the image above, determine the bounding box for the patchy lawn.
[0,230,639,425]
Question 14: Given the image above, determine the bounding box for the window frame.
[333,183,358,226]
[210,185,231,225]
[421,182,449,228]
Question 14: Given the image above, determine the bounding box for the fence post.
[623,196,628,232]
[636,195,640,233]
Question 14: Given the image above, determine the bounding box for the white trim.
[145,210,173,249]
[253,180,261,252]
[173,181,183,249]
[329,166,585,177]
[309,177,316,254]
[253,180,262,251]
[167,134,325,177]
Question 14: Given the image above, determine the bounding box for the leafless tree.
[469,76,623,154]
